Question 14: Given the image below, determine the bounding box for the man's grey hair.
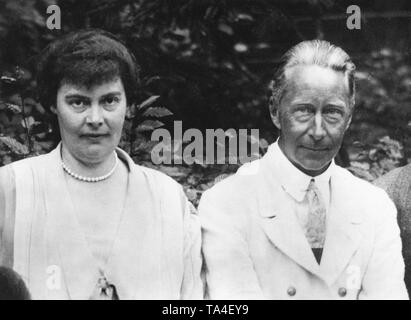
[269,40,356,114]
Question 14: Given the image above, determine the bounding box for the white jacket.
[199,143,408,300]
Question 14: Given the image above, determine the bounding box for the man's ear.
[344,98,355,130]
[50,105,57,114]
[345,113,353,131]
[269,100,281,130]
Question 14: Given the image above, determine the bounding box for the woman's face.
[54,77,127,164]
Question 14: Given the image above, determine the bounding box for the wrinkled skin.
[272,65,352,176]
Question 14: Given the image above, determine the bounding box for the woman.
[0,29,203,299]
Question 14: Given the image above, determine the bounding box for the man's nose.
[86,104,103,127]
[309,113,326,141]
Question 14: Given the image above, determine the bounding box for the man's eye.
[295,105,313,113]
[324,108,344,120]
[294,105,313,119]
[325,108,342,115]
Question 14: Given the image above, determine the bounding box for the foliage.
[1,0,411,206]
[345,48,411,181]
[348,136,404,181]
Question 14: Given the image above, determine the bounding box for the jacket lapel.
[257,158,321,277]
[257,152,362,283]
[319,168,363,286]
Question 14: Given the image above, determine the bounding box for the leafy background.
[1,0,411,206]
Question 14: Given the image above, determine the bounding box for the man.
[374,164,411,296]
[199,40,408,299]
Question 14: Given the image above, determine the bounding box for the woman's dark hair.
[36,28,140,111]
[0,267,31,300]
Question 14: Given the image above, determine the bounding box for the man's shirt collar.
[268,141,335,202]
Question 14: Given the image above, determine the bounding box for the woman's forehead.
[58,77,125,95]
[58,59,123,89]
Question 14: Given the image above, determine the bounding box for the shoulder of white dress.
[6,153,51,172]
[135,164,184,193]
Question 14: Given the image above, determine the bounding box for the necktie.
[89,275,119,300]
[304,179,327,250]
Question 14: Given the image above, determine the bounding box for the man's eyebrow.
[326,99,346,107]
[290,98,314,105]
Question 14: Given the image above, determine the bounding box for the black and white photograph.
[0,0,411,305]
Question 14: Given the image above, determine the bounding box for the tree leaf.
[136,120,165,132]
[136,95,160,112]
[0,75,17,84]
[236,13,254,22]
[6,103,22,114]
[218,23,233,35]
[0,136,29,155]
[21,116,39,129]
[143,107,173,117]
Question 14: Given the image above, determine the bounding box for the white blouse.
[0,143,203,299]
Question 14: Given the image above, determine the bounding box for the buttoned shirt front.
[270,142,335,236]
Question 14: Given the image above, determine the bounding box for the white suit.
[199,142,408,299]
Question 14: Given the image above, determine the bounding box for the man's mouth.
[301,146,330,152]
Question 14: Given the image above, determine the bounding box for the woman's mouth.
[81,133,109,140]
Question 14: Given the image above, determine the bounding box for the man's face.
[272,65,352,176]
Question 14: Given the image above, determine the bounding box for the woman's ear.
[50,105,57,114]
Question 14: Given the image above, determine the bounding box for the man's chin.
[295,160,332,177]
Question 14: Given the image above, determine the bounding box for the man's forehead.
[284,64,349,94]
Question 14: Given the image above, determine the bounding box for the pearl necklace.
[62,152,119,182]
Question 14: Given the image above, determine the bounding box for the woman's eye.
[69,99,86,109]
[103,96,120,106]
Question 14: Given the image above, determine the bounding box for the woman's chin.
[79,144,114,163]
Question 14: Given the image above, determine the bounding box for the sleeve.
[198,189,264,299]
[0,165,16,268]
[359,189,409,300]
[179,194,204,299]
[373,168,401,200]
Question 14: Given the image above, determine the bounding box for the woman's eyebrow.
[64,94,90,100]
[100,91,122,98]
